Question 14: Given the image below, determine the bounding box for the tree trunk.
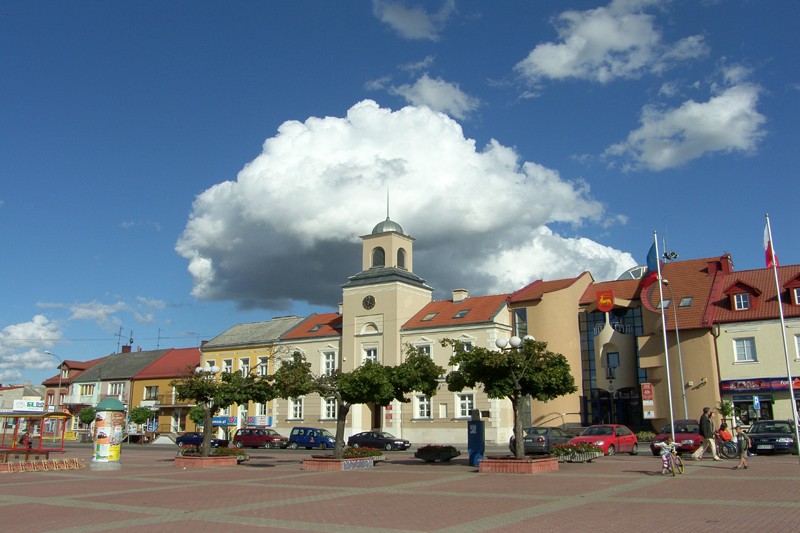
[201,404,213,457]
[334,402,350,459]
[512,394,525,459]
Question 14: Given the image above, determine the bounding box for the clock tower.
[341,216,433,373]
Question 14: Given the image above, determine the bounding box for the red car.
[569,424,639,456]
[649,420,701,456]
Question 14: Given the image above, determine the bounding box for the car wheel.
[319,442,328,450]
[630,443,638,456]
[384,443,393,451]
[607,445,616,456]
[233,441,242,448]
[288,442,298,450]
[352,443,360,448]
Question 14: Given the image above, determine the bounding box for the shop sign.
[721,377,800,393]
[13,400,44,412]
[211,416,237,426]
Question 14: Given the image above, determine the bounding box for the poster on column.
[93,410,125,463]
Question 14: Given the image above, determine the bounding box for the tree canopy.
[443,337,577,459]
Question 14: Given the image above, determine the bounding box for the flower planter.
[414,447,461,463]
[175,455,239,468]
[558,451,603,463]
[478,456,558,474]
[302,456,375,471]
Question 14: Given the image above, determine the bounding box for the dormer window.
[734,293,750,310]
[453,309,470,319]
[421,312,437,321]
[794,287,800,305]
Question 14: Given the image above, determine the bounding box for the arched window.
[372,247,385,267]
[397,248,406,269]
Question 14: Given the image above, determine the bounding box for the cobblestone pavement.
[1,444,799,533]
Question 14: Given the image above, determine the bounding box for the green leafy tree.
[274,347,443,459]
[171,368,275,456]
[78,407,96,426]
[128,406,154,426]
[443,337,577,459]
[187,405,206,426]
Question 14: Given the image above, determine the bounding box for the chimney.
[452,289,469,303]
[200,340,208,347]
[121,345,132,353]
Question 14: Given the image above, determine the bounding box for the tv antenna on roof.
[114,327,134,353]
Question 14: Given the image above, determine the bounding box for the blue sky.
[2,0,798,385]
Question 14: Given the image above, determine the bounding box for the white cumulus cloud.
[515,0,708,85]
[389,74,480,120]
[0,315,63,382]
[372,0,455,41]
[176,100,635,311]
[604,68,766,171]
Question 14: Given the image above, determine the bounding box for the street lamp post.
[44,351,63,412]
[495,335,535,458]
[661,280,688,419]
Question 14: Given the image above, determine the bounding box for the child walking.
[734,426,750,470]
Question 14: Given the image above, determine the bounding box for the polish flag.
[764,223,779,268]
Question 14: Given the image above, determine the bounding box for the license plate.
[757,444,773,449]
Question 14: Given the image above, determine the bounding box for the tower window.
[372,247,385,268]
[397,248,406,269]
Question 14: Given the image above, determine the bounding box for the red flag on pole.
[764,223,779,268]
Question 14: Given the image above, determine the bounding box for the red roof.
[709,265,800,324]
[510,273,590,304]
[134,347,201,380]
[281,313,342,340]
[41,356,105,387]
[580,279,642,305]
[403,294,509,330]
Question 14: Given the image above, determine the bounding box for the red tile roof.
[709,265,800,324]
[281,313,343,340]
[580,279,642,305]
[41,356,105,387]
[134,347,201,379]
[510,273,590,303]
[403,294,509,330]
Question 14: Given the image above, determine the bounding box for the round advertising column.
[90,397,126,471]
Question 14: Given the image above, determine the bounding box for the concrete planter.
[174,455,239,468]
[302,456,375,471]
[478,456,559,474]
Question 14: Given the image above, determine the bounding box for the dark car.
[509,427,572,455]
[748,420,798,455]
[347,431,411,451]
[175,431,229,448]
[232,427,289,449]
[568,424,638,456]
[650,420,702,456]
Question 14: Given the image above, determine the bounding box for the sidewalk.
[1,445,799,532]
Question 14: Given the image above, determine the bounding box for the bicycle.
[665,449,684,476]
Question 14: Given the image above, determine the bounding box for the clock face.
[362,295,375,310]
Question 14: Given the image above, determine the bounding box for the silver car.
[509,427,572,455]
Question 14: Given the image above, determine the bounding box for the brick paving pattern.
[1,444,798,532]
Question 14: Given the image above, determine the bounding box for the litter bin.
[467,410,485,467]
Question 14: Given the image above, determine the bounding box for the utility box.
[467,410,485,467]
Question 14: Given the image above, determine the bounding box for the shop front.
[721,377,800,424]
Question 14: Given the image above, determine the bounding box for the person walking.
[692,407,721,461]
[734,426,750,470]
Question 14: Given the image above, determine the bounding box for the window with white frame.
[457,393,474,418]
[79,384,95,396]
[795,334,800,360]
[734,293,751,310]
[205,360,215,369]
[734,337,757,363]
[256,402,267,416]
[240,357,250,376]
[323,397,337,419]
[222,359,233,373]
[289,397,303,419]
[415,344,431,356]
[794,287,800,305]
[364,346,378,364]
[258,356,269,376]
[323,351,336,375]
[415,394,431,419]
[109,382,124,396]
[145,386,159,400]
[61,367,69,379]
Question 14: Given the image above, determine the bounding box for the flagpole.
[765,214,800,462]
[654,231,676,443]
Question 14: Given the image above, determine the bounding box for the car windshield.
[378,432,396,439]
[525,428,548,436]
[751,422,792,434]
[320,429,334,438]
[582,426,613,436]
[265,429,278,436]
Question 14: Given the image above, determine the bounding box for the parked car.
[568,424,638,456]
[175,431,229,448]
[347,431,411,451]
[649,420,702,456]
[287,426,336,449]
[232,427,289,449]
[509,427,572,455]
[748,420,798,455]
